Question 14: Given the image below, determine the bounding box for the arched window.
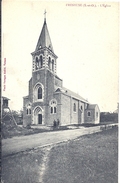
[38,87,42,99]
[49,99,57,114]
[29,109,31,114]
[26,104,31,115]
[88,111,91,116]
[51,107,53,114]
[73,103,76,112]
[48,57,51,70]
[52,60,54,71]
[34,83,44,102]
[54,107,56,113]
[40,55,43,68]
[36,57,39,70]
[36,57,38,62]
[27,109,29,114]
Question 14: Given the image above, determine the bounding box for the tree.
[100,112,118,123]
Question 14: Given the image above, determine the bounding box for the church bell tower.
[31,11,58,74]
[30,11,58,125]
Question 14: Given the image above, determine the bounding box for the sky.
[2,1,119,112]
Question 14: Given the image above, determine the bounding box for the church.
[23,14,100,127]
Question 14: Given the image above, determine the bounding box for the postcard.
[2,1,118,183]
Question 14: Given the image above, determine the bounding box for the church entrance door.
[34,106,43,125]
[38,114,42,124]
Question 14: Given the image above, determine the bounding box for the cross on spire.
[44,10,47,22]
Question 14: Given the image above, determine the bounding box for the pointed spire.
[35,11,54,52]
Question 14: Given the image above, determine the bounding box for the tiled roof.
[87,104,97,109]
[55,86,88,103]
[55,75,63,81]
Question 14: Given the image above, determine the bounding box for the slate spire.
[35,11,54,52]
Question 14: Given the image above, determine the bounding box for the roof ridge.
[55,86,88,103]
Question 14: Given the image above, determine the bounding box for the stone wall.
[61,93,71,125]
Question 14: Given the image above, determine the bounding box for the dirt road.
[2,126,104,157]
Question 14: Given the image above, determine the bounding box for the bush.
[100,112,118,123]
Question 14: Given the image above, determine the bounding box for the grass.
[2,149,44,183]
[2,120,70,139]
[2,118,118,139]
[1,121,52,139]
[43,128,118,183]
[2,128,118,183]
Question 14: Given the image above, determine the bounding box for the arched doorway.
[38,114,42,124]
[34,107,43,124]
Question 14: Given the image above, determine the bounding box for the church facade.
[23,16,100,127]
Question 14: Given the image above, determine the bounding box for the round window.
[49,99,57,107]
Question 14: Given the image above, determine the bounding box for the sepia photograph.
[2,1,118,183]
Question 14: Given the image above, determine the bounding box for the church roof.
[55,75,63,81]
[35,18,54,52]
[87,104,98,109]
[55,86,88,103]
[87,104,100,112]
